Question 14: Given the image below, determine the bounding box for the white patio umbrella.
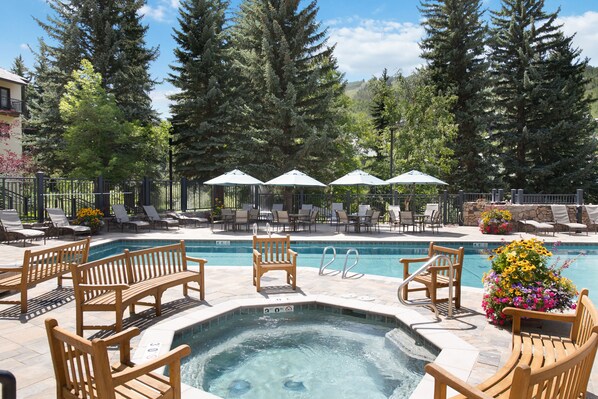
[329,169,386,186]
[385,170,448,185]
[204,169,264,186]
[264,169,326,187]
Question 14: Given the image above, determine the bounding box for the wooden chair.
[400,242,464,309]
[252,235,297,291]
[425,289,598,398]
[45,318,190,399]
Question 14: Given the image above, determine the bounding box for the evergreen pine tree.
[10,55,29,78]
[488,0,597,192]
[28,0,158,173]
[168,0,236,180]
[231,0,345,181]
[419,0,492,191]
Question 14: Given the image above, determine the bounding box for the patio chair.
[45,318,190,399]
[399,211,417,233]
[330,202,343,223]
[274,210,290,232]
[252,235,297,291]
[585,205,598,233]
[112,204,151,233]
[167,211,209,228]
[0,209,46,246]
[248,208,260,225]
[400,242,465,309]
[143,205,179,230]
[46,208,91,239]
[363,210,381,233]
[426,210,443,234]
[335,210,354,232]
[300,209,319,233]
[358,204,370,216]
[272,203,283,212]
[212,208,234,231]
[301,204,313,210]
[423,203,438,223]
[388,209,401,231]
[550,204,588,235]
[234,210,249,231]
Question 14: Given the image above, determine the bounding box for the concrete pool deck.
[0,223,597,398]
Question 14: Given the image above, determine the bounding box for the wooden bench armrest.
[0,266,23,272]
[111,344,191,385]
[503,306,576,334]
[102,327,140,347]
[185,256,207,266]
[400,257,431,265]
[288,249,298,259]
[425,363,494,399]
[79,283,130,291]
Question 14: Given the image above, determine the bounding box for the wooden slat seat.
[400,242,465,309]
[46,318,190,399]
[252,235,297,291]
[0,238,90,312]
[426,289,598,399]
[72,240,207,335]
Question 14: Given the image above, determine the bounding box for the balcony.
[0,98,23,115]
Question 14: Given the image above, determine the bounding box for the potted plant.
[210,198,224,222]
[73,207,105,234]
[482,239,577,325]
[479,208,513,234]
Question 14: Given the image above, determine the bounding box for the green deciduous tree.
[489,0,598,192]
[168,0,239,180]
[419,0,492,191]
[59,60,167,181]
[230,0,346,182]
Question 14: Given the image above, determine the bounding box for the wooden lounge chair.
[252,234,297,291]
[400,242,465,309]
[550,204,588,235]
[112,204,151,232]
[46,207,91,239]
[46,318,190,399]
[143,205,179,229]
[425,288,598,399]
[0,209,46,246]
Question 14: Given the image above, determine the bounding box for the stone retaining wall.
[463,203,586,227]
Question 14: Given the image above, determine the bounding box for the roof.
[0,68,27,85]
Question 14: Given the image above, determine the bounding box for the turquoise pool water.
[89,239,597,301]
[173,309,435,398]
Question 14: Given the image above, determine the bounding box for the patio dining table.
[348,214,367,233]
[289,213,311,232]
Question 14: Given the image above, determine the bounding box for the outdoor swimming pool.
[172,307,436,398]
[89,239,598,301]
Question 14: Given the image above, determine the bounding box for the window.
[0,87,10,109]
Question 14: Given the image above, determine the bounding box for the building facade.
[0,68,27,161]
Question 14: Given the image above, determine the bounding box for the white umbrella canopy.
[264,169,326,187]
[385,170,448,185]
[204,169,264,186]
[329,169,387,186]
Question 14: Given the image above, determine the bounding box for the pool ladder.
[397,254,455,319]
[319,246,360,278]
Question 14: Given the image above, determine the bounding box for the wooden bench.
[0,238,90,313]
[253,235,297,291]
[425,289,598,398]
[401,242,465,309]
[46,318,190,399]
[71,240,206,336]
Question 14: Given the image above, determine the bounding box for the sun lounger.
[518,219,555,235]
[167,211,209,227]
[46,208,91,239]
[143,205,179,229]
[112,204,151,232]
[0,209,46,246]
[585,205,598,233]
[550,204,588,235]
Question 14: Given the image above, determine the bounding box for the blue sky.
[2,0,598,117]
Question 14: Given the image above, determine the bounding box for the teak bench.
[71,240,206,336]
[0,238,90,313]
[425,288,598,398]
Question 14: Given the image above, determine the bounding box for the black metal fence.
[0,172,584,225]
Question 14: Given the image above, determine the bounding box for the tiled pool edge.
[132,295,478,399]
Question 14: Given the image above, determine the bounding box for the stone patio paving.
[0,223,596,398]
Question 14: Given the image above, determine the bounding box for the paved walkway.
[0,223,597,398]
